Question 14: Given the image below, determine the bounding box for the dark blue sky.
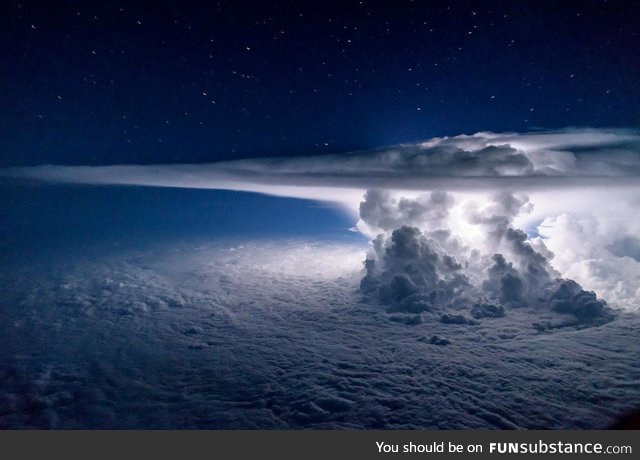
[1,0,639,167]
[0,184,361,258]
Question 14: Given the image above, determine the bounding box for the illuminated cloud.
[358,192,613,322]
[2,127,639,310]
[3,128,640,207]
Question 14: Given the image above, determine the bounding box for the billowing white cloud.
[358,191,614,320]
[2,127,639,310]
[537,213,640,310]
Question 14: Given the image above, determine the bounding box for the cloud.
[537,213,640,310]
[1,128,639,429]
[2,239,639,429]
[2,127,638,310]
[360,225,471,313]
[543,279,611,322]
[358,189,454,235]
[358,190,613,323]
[3,128,640,208]
[607,236,640,262]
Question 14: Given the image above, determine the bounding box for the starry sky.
[2,0,639,168]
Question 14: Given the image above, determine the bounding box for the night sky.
[2,0,639,167]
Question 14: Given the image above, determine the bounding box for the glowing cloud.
[3,128,640,205]
[2,127,639,310]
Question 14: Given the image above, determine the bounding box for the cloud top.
[3,128,640,204]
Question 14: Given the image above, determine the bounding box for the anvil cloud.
[3,128,640,205]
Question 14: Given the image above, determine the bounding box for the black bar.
[0,430,637,459]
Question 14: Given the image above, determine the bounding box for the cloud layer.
[3,128,640,205]
[2,241,639,429]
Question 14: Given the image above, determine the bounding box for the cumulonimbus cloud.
[2,127,639,311]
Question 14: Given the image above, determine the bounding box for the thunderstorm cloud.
[2,128,640,428]
[3,128,640,311]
